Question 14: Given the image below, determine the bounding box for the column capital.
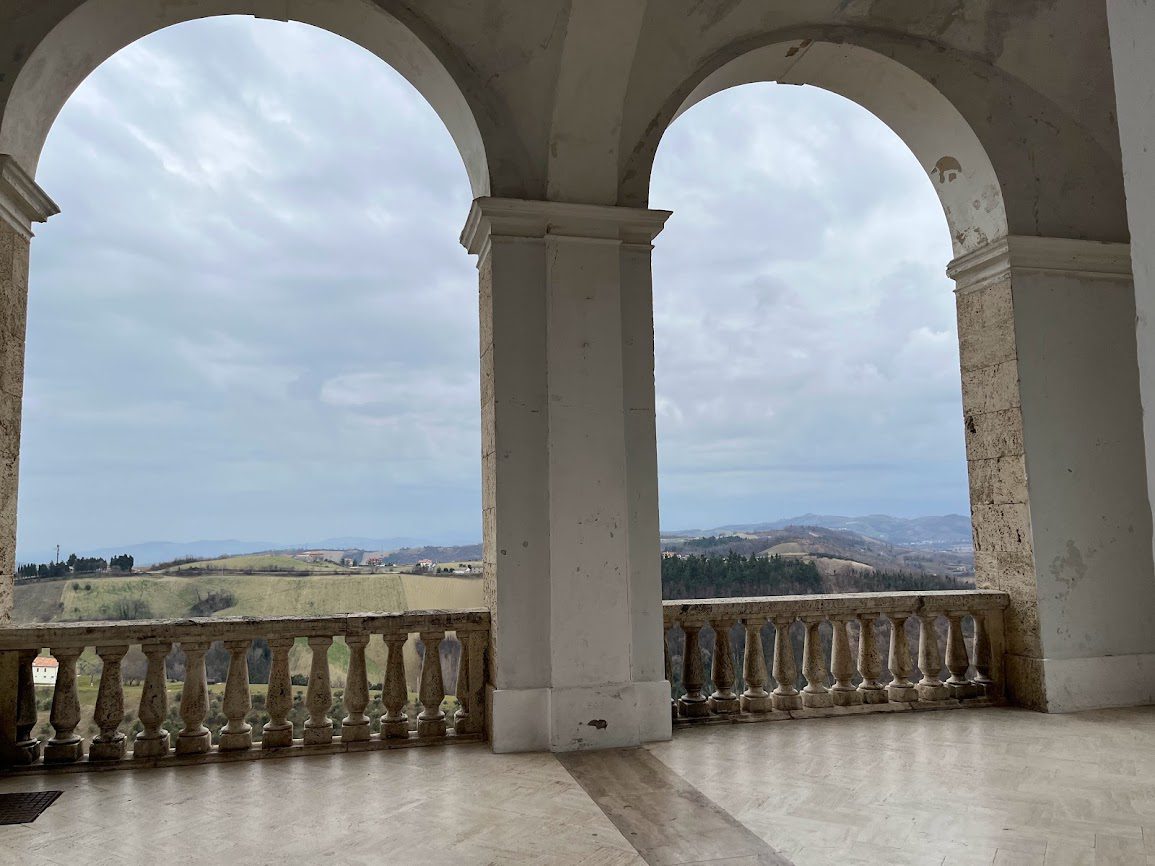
[460,196,671,258]
[947,235,1132,292]
[0,155,58,239]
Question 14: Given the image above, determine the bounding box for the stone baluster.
[664,619,677,721]
[263,637,294,748]
[708,618,740,714]
[380,632,410,739]
[90,644,129,761]
[916,612,949,701]
[678,619,710,718]
[45,646,83,763]
[856,613,888,704]
[134,640,171,758]
[341,634,371,742]
[972,610,996,697]
[176,641,211,755]
[14,649,40,764]
[800,616,833,709]
[417,630,447,737]
[944,610,975,699]
[740,616,771,713]
[454,629,485,736]
[829,614,862,706]
[219,639,253,751]
[771,615,802,711]
[886,613,919,702]
[304,636,334,745]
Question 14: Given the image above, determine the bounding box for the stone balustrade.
[0,609,488,771]
[663,591,1008,723]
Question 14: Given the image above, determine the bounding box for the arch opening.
[0,0,493,198]
[649,73,981,598]
[13,17,484,625]
[639,40,1008,257]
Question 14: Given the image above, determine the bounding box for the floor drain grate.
[0,791,63,824]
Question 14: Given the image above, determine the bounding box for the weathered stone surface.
[956,279,1015,372]
[0,609,490,651]
[961,360,1021,417]
[964,408,1025,463]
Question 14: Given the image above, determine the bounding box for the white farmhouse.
[32,656,58,686]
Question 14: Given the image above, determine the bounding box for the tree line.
[17,552,134,580]
[661,551,970,600]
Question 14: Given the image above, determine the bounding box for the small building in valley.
[32,656,58,686]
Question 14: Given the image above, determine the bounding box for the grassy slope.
[161,553,347,573]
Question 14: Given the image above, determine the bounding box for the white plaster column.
[0,155,57,621]
[949,236,1155,711]
[461,197,671,752]
[1109,0,1155,708]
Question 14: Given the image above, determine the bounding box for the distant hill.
[17,535,467,568]
[156,554,349,574]
[662,525,974,580]
[671,514,973,548]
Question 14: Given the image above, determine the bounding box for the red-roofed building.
[32,656,58,686]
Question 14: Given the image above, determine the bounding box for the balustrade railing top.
[663,590,1009,620]
[0,608,490,649]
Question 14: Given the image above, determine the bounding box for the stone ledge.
[0,608,492,650]
[1,730,485,777]
[672,697,1001,729]
[663,591,1008,624]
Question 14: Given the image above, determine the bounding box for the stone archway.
[0,0,515,198]
[0,0,513,621]
[624,38,1154,712]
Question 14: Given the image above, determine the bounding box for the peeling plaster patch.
[587,719,608,730]
[932,156,962,184]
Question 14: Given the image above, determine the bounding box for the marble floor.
[3,707,1155,865]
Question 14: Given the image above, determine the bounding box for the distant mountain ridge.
[669,514,973,547]
[18,514,971,568]
[17,535,466,568]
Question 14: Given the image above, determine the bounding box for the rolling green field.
[160,553,349,573]
[15,568,484,624]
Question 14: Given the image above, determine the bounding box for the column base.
[175,729,211,755]
[13,739,40,765]
[44,737,82,764]
[218,727,253,751]
[303,722,333,745]
[707,695,740,714]
[340,720,371,742]
[488,680,672,753]
[417,717,447,738]
[917,682,950,702]
[858,686,890,705]
[740,693,773,713]
[1007,651,1155,712]
[379,719,410,739]
[261,723,293,749]
[772,692,802,711]
[89,735,126,762]
[888,684,919,702]
[132,732,169,758]
[678,697,711,718]
[802,690,834,709]
[945,681,979,700]
[831,686,863,707]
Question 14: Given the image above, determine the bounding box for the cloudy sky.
[15,17,966,558]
